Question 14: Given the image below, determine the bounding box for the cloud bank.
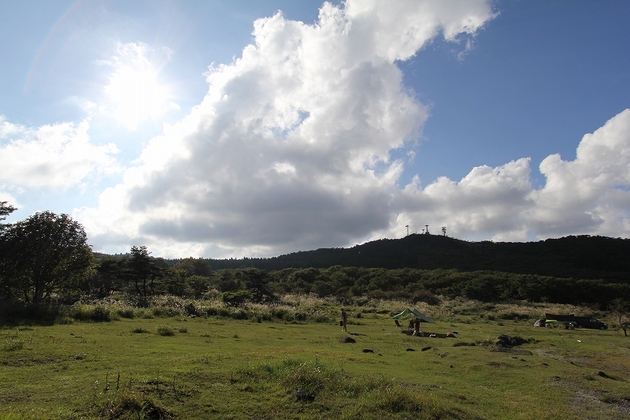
[65,0,630,258]
[73,0,495,256]
[0,116,119,190]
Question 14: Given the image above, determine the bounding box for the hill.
[206,234,630,281]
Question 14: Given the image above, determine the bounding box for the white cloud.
[72,1,630,258]
[388,158,533,240]
[383,108,630,243]
[77,0,496,257]
[0,116,119,190]
[526,109,630,237]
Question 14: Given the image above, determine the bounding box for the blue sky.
[1,0,629,258]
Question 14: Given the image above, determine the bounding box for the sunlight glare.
[104,43,173,131]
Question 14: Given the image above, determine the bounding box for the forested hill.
[206,235,630,281]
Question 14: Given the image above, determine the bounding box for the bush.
[184,302,198,316]
[131,328,149,334]
[222,290,252,306]
[117,308,135,319]
[0,301,60,325]
[68,305,111,322]
[96,392,174,419]
[232,309,248,320]
[272,308,289,319]
[3,339,24,351]
[156,326,175,336]
[90,306,111,322]
[217,308,231,318]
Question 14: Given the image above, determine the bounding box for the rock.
[288,390,315,401]
[362,348,374,353]
[495,334,533,348]
[597,371,614,379]
[421,346,432,352]
[339,336,356,343]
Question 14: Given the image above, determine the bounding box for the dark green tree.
[0,211,92,303]
[173,257,212,277]
[89,257,126,298]
[238,268,274,303]
[0,201,16,231]
[126,246,162,306]
[188,275,211,298]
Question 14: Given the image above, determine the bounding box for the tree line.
[203,234,630,282]
[2,202,629,317]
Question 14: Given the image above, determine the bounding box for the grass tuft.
[2,339,24,351]
[97,391,175,419]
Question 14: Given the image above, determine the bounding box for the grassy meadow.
[1,295,630,419]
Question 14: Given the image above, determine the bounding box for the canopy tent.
[392,308,433,323]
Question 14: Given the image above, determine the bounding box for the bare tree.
[609,298,630,336]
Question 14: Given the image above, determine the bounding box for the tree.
[174,257,212,277]
[0,211,93,303]
[126,246,162,306]
[238,268,274,303]
[89,257,126,298]
[0,201,16,231]
[609,298,630,337]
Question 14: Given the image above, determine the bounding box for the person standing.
[413,317,420,336]
[341,308,348,332]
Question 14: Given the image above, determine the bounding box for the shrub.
[156,326,175,336]
[0,302,60,325]
[222,290,252,306]
[68,305,111,322]
[232,309,248,320]
[217,308,231,318]
[90,306,111,322]
[3,339,24,351]
[131,328,149,334]
[500,312,526,320]
[96,392,174,419]
[117,308,135,319]
[184,302,198,316]
[272,308,289,319]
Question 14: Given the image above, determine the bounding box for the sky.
[1,0,630,259]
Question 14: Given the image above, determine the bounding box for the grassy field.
[1,296,630,419]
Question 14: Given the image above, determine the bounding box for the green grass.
[1,298,629,419]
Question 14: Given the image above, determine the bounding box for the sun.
[103,43,175,131]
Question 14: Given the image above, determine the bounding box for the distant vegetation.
[2,201,630,324]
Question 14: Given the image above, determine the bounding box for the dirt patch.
[550,376,630,419]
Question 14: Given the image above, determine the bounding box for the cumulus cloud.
[526,109,630,237]
[74,1,630,258]
[391,157,533,240]
[76,0,496,257]
[383,109,630,242]
[0,116,119,190]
